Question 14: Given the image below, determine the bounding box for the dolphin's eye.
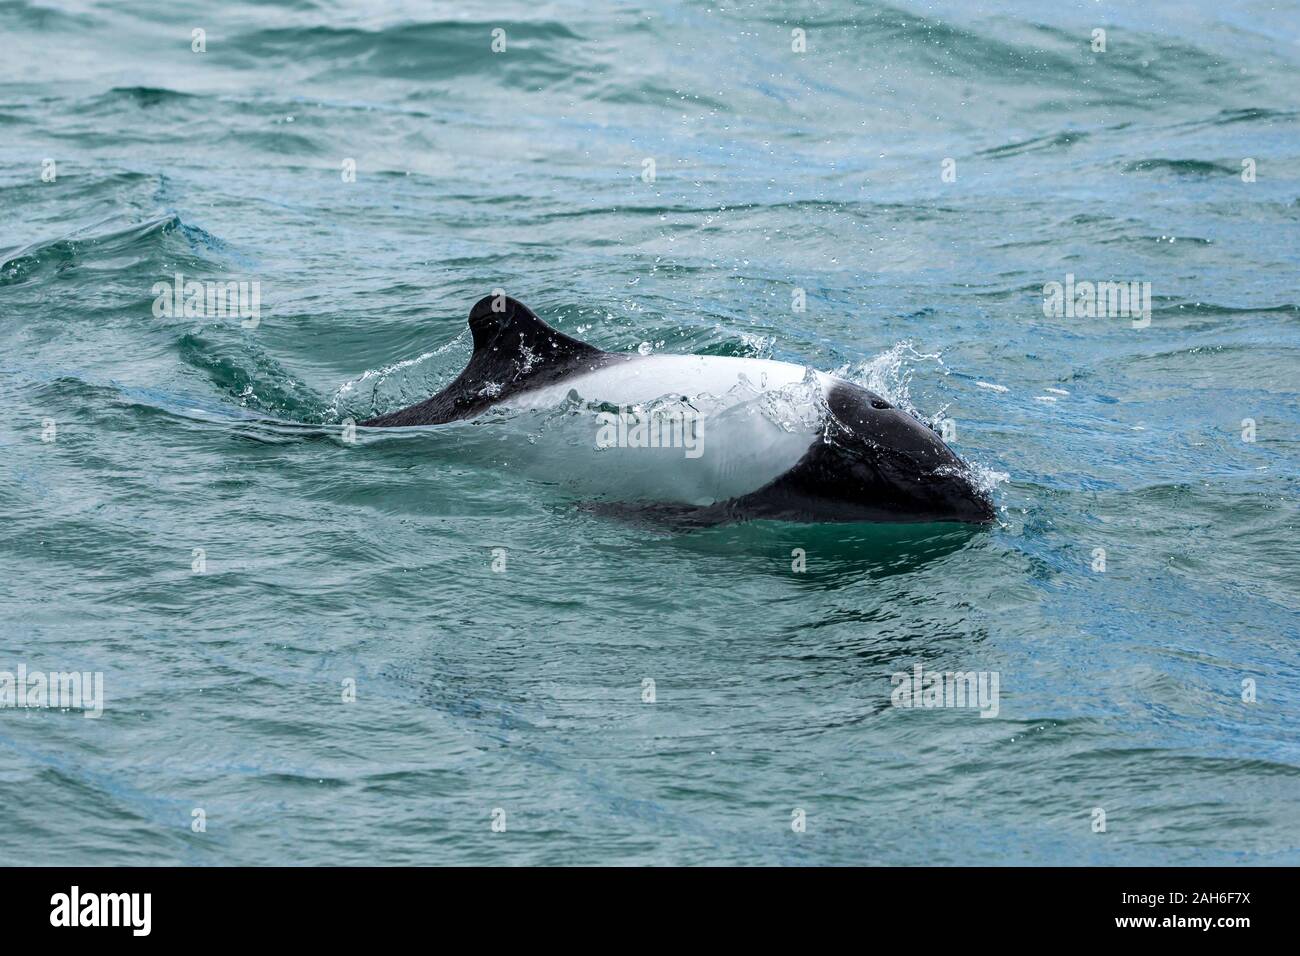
[870,398,891,410]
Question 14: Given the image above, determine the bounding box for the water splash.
[833,340,948,422]
[326,328,469,422]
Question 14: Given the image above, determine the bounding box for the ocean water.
[1,0,1297,866]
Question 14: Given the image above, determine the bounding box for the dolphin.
[360,294,995,525]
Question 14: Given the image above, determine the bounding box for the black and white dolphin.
[360,295,995,525]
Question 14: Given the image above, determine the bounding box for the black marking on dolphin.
[361,295,995,525]
[579,384,994,527]
[360,295,617,427]
[692,385,995,525]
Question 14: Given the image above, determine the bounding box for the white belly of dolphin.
[506,354,825,409]
[501,355,834,506]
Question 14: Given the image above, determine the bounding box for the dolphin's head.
[824,382,995,524]
[746,380,995,525]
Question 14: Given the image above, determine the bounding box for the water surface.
[1,0,1297,865]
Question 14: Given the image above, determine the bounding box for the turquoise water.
[1,0,1297,865]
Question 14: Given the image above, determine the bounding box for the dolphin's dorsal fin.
[467,294,601,365]
[360,294,609,427]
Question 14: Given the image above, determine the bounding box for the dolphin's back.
[360,295,611,427]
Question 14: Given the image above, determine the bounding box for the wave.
[978,131,1089,158]
[229,20,589,84]
[176,332,327,423]
[1123,158,1243,177]
[744,2,1243,109]
[1,214,178,285]
[0,212,246,287]
[91,86,198,109]
[1172,107,1298,130]
[0,0,99,31]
